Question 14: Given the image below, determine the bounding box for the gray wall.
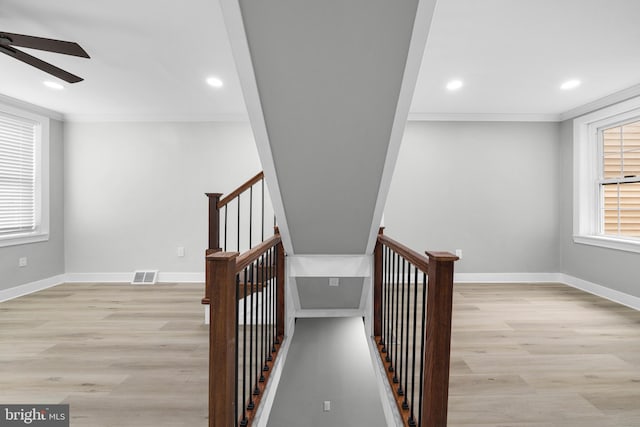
[559,120,640,297]
[64,121,262,274]
[0,119,65,291]
[296,277,364,309]
[385,121,561,274]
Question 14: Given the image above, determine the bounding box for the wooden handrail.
[233,233,281,273]
[218,171,264,208]
[373,233,458,427]
[377,234,430,272]
[206,231,285,427]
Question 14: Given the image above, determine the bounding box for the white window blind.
[600,120,640,238]
[0,112,37,236]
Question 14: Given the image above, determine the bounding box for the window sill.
[0,232,50,248]
[573,234,640,254]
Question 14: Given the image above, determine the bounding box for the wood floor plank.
[2,281,640,426]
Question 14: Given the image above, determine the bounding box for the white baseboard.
[454,272,640,311]
[0,274,66,303]
[3,272,638,315]
[294,308,365,318]
[253,335,292,427]
[64,272,204,284]
[367,335,402,427]
[454,272,562,283]
[559,273,640,311]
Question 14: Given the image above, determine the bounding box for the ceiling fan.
[0,31,89,83]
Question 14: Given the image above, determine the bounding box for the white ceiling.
[1,0,640,121]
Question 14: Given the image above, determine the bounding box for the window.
[601,121,640,238]
[0,104,49,247]
[574,96,640,253]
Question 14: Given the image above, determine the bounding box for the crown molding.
[63,112,250,123]
[408,112,561,122]
[0,93,64,121]
[559,82,640,121]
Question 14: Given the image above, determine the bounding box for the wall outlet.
[329,278,339,287]
[177,246,185,257]
[323,401,331,412]
[455,249,463,259]
[18,257,27,267]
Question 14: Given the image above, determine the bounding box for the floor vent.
[131,270,158,285]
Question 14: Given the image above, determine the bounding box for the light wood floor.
[1,282,640,426]
[448,283,640,427]
[0,283,209,427]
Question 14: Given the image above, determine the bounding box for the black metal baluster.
[261,178,265,242]
[398,258,406,395]
[403,261,412,410]
[235,274,240,427]
[409,266,419,426]
[388,250,395,369]
[240,267,249,426]
[237,195,241,253]
[274,243,280,346]
[384,246,391,361]
[253,259,260,397]
[224,205,228,252]
[246,263,255,412]
[379,245,386,348]
[417,272,427,427]
[249,186,253,249]
[393,252,400,384]
[267,247,274,362]
[260,253,268,382]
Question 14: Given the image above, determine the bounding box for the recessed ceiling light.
[446,79,463,91]
[560,79,581,90]
[43,81,64,90]
[206,77,224,88]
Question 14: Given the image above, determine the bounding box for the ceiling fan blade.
[0,31,89,58]
[0,45,83,83]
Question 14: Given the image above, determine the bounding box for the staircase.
[206,0,454,425]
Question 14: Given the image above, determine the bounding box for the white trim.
[64,272,204,283]
[560,82,640,121]
[453,273,640,311]
[288,276,301,312]
[0,103,51,247]
[293,308,365,318]
[574,235,640,254]
[573,95,640,253]
[288,255,371,277]
[454,272,563,283]
[560,273,640,311]
[157,272,205,283]
[218,0,294,255]
[63,112,250,123]
[365,0,438,255]
[252,334,292,427]
[408,112,561,122]
[367,335,402,427]
[0,93,63,121]
[0,274,65,303]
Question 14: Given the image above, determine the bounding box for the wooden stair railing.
[203,171,272,305]
[207,232,285,427]
[373,228,458,427]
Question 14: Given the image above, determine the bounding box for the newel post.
[373,227,384,337]
[207,251,239,427]
[202,193,223,305]
[421,251,458,427]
